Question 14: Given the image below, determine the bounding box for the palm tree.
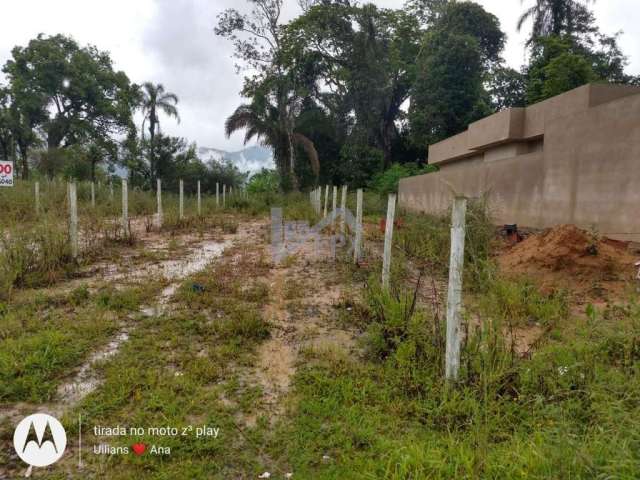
[517,0,595,44]
[225,103,319,191]
[140,82,179,180]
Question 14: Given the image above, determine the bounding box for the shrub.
[246,169,280,194]
[369,162,438,194]
[397,197,494,291]
[0,221,73,298]
[338,144,385,187]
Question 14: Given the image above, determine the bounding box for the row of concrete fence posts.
[122,179,129,237]
[381,193,396,289]
[197,180,202,216]
[35,181,40,215]
[377,191,467,383]
[445,197,468,382]
[91,182,96,208]
[68,182,78,259]
[157,179,163,228]
[354,188,363,263]
[59,177,465,383]
[179,180,184,220]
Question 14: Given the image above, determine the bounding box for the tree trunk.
[0,134,11,161]
[287,132,298,191]
[20,147,28,180]
[381,130,393,169]
[149,113,156,181]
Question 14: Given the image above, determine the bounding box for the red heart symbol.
[132,443,146,455]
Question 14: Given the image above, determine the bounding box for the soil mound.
[498,224,637,301]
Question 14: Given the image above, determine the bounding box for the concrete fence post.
[91,181,96,208]
[223,184,226,207]
[216,182,220,207]
[157,178,163,228]
[340,185,348,234]
[68,182,78,259]
[332,186,338,226]
[354,188,363,263]
[445,197,468,382]
[179,179,184,220]
[35,181,40,215]
[381,193,396,289]
[324,185,329,217]
[122,179,129,237]
[197,180,201,216]
[110,181,114,200]
[316,187,322,215]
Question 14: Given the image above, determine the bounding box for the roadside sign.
[0,161,14,187]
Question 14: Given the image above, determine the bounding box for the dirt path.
[249,227,358,423]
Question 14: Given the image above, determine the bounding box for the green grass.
[51,240,274,479]
[260,209,639,478]
[0,282,158,403]
[267,294,640,479]
[2,197,638,479]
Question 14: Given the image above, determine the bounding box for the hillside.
[198,145,274,175]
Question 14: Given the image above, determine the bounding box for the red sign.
[0,161,13,187]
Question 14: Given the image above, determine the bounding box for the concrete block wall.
[398,84,640,241]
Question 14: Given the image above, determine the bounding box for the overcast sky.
[1,0,638,152]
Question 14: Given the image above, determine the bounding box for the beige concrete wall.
[399,85,640,241]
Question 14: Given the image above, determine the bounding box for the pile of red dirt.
[498,224,638,301]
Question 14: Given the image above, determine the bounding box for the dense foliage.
[218,0,638,191]
[0,35,244,192]
[0,0,636,193]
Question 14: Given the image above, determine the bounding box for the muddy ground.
[0,214,360,478]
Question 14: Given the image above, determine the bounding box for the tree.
[284,3,421,168]
[517,0,596,45]
[217,0,328,190]
[139,82,180,181]
[2,34,137,154]
[405,0,449,26]
[409,2,504,148]
[489,67,527,110]
[4,89,44,179]
[526,36,595,103]
[224,100,318,190]
[0,87,14,161]
[518,0,633,104]
[86,141,117,182]
[410,32,487,148]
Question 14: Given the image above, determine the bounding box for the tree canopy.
[0,0,636,191]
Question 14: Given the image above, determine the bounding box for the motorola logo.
[13,413,67,467]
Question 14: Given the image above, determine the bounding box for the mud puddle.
[53,238,231,409]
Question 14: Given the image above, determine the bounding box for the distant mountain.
[198,145,275,175]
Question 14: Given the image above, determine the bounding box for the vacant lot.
[1,184,639,479]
